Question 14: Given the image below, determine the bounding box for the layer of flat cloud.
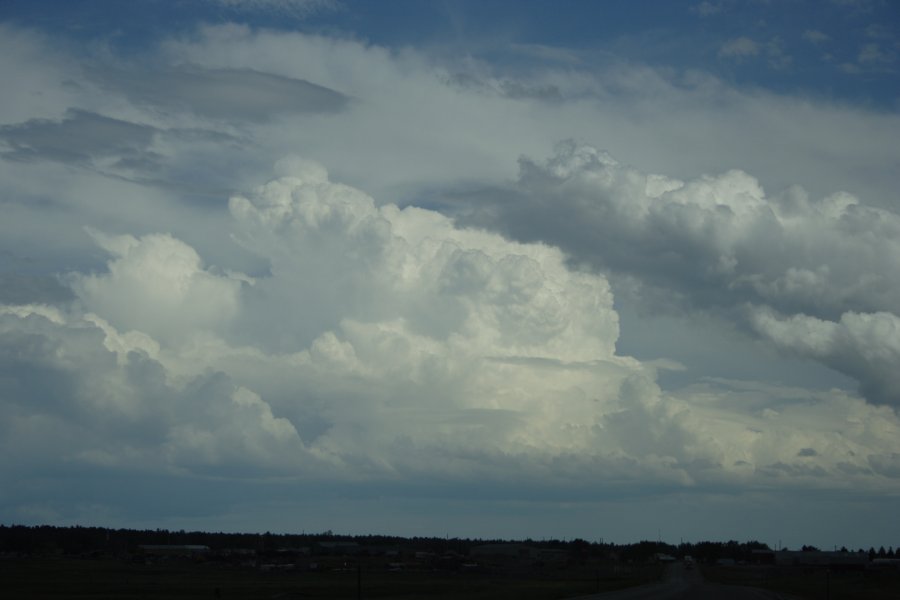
[163,25,899,207]
[0,109,156,165]
[88,65,349,122]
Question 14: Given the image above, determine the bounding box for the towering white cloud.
[229,156,619,361]
[2,160,899,502]
[71,230,243,346]
[456,142,900,407]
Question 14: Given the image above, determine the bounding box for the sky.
[0,0,899,550]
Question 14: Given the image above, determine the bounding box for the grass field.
[701,564,900,600]
[1,557,663,599]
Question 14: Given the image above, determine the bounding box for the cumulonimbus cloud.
[451,141,900,407]
[1,159,898,499]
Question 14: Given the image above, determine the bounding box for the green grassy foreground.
[1,557,663,599]
[701,565,900,600]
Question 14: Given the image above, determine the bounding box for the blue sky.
[5,0,897,106]
[1,0,899,549]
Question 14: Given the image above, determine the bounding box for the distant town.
[4,524,899,567]
[3,524,900,598]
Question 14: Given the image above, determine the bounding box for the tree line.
[0,524,894,563]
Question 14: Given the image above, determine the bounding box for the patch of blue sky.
[3,1,896,107]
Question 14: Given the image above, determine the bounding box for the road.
[570,563,799,600]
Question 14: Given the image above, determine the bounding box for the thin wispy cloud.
[719,37,760,59]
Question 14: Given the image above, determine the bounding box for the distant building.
[764,550,868,569]
[655,553,676,562]
[471,544,538,561]
[138,544,210,557]
[537,548,568,564]
[750,549,775,565]
[317,541,360,555]
[870,558,900,570]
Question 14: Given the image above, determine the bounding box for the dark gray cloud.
[0,109,158,166]
[88,65,349,122]
[0,109,249,201]
[446,72,563,102]
[751,309,900,407]
[0,251,74,305]
[0,272,72,305]
[0,307,311,480]
[453,143,900,321]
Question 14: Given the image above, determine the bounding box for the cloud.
[2,161,899,499]
[0,108,248,201]
[831,0,880,11]
[718,37,791,69]
[691,1,728,17]
[507,43,583,66]
[447,72,563,102]
[0,305,310,480]
[449,142,900,407]
[763,38,792,70]
[0,160,632,483]
[146,24,900,212]
[88,65,350,123]
[802,30,831,44]
[1,153,900,543]
[1,17,900,540]
[839,62,863,74]
[0,267,72,305]
[70,230,244,346]
[228,156,619,360]
[750,309,900,407]
[206,0,339,16]
[858,43,896,66]
[0,25,85,124]
[0,109,157,166]
[719,37,760,59]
